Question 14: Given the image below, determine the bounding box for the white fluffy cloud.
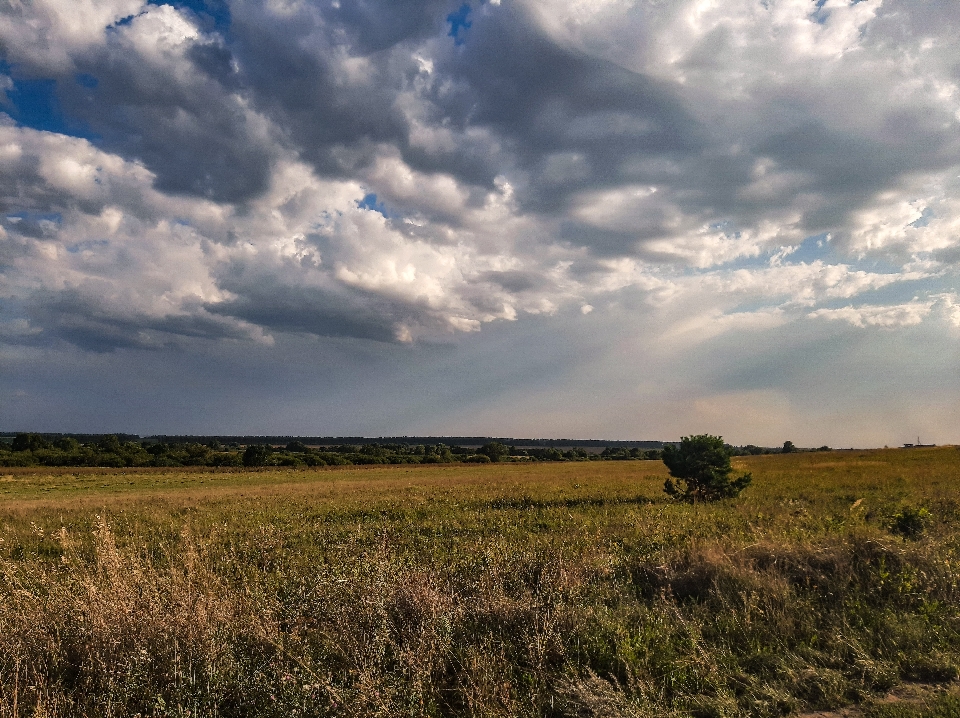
[0,0,145,72]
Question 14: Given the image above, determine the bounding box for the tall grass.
[0,448,958,716]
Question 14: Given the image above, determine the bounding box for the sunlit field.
[1,448,959,717]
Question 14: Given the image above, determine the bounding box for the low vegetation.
[0,447,957,716]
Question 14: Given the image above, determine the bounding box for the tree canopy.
[242,444,272,467]
[662,434,752,502]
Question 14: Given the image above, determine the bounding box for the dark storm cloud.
[16,287,262,352]
[55,31,275,204]
[477,270,550,294]
[223,0,508,190]
[185,41,241,90]
[430,5,705,210]
[326,0,453,53]
[932,245,960,265]
[559,223,659,258]
[207,0,707,218]
[0,136,57,214]
[223,1,417,179]
[1,0,957,238]
[206,282,401,343]
[756,118,960,213]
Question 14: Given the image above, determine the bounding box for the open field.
[1,448,959,717]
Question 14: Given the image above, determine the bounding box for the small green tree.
[662,434,751,502]
[243,444,271,467]
[480,442,509,463]
[53,437,80,452]
[97,434,122,453]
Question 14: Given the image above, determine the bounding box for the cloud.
[2,0,959,350]
[0,0,145,73]
[1,0,960,442]
[809,293,960,329]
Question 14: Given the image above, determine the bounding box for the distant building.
[903,437,936,448]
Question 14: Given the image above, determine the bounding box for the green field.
[1,448,959,717]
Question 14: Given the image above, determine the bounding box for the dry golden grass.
[0,448,958,717]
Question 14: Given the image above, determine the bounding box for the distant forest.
[0,433,807,469]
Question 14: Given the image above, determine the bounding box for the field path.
[798,683,959,717]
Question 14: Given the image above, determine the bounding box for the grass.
[0,447,958,716]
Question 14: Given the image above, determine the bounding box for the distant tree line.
[0,434,668,468]
[0,432,831,469]
[146,435,666,450]
[727,440,831,456]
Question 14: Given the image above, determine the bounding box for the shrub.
[242,444,271,467]
[208,452,242,467]
[53,437,80,451]
[662,434,752,502]
[479,442,509,462]
[275,455,304,467]
[890,506,931,539]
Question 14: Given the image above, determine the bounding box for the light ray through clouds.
[0,0,958,446]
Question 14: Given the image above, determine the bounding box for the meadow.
[0,448,959,717]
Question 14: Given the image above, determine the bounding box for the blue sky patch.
[811,0,830,24]
[6,211,62,223]
[75,73,99,89]
[106,13,138,30]
[786,233,832,264]
[447,3,472,45]
[358,193,399,219]
[909,207,933,228]
[66,239,110,254]
[3,76,98,140]
[809,277,932,313]
[3,211,63,239]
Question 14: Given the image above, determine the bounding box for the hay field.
[1,448,959,717]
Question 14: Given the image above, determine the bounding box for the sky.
[1,0,959,447]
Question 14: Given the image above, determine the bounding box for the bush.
[479,442,509,463]
[242,444,271,467]
[662,434,752,502]
[0,452,38,467]
[275,455,304,467]
[96,453,126,468]
[890,506,931,539]
[208,452,242,467]
[53,437,80,452]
